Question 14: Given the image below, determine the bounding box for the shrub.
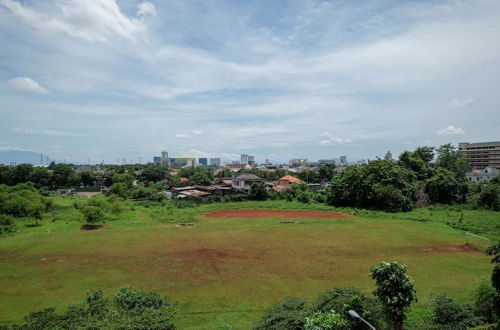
[81,206,105,226]
[305,310,348,330]
[473,280,497,323]
[254,297,308,330]
[312,287,385,330]
[431,295,484,329]
[0,214,15,234]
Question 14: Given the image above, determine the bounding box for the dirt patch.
[421,244,479,252]
[177,223,194,227]
[77,192,102,197]
[204,209,348,219]
[80,224,106,230]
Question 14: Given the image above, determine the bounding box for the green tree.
[107,182,129,199]
[485,242,500,317]
[81,206,104,226]
[473,280,497,323]
[29,167,52,188]
[251,182,269,200]
[426,168,460,204]
[369,261,416,330]
[140,165,169,183]
[435,143,469,178]
[49,163,75,187]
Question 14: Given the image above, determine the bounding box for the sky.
[0,0,499,164]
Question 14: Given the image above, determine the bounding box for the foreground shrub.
[431,295,484,329]
[305,310,348,330]
[473,280,498,324]
[4,286,177,329]
[311,287,385,329]
[254,297,308,330]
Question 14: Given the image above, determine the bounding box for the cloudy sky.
[0,0,499,164]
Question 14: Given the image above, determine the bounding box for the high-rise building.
[210,158,221,166]
[385,151,393,161]
[241,154,249,164]
[459,141,500,170]
[340,156,347,164]
[153,156,161,164]
[160,150,169,167]
[198,158,208,166]
[248,155,255,166]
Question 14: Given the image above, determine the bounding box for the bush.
[254,297,308,330]
[0,214,15,234]
[81,206,105,226]
[305,310,348,330]
[311,287,385,330]
[6,286,177,329]
[473,280,497,323]
[431,295,484,329]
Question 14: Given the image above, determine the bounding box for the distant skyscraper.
[198,158,208,166]
[385,151,393,161]
[153,156,161,164]
[340,156,347,164]
[241,154,249,164]
[210,158,221,166]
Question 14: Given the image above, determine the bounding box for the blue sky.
[0,0,499,164]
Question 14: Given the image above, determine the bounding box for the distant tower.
[385,151,393,161]
[40,152,43,165]
[161,151,168,159]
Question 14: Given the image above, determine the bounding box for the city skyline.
[1,0,500,163]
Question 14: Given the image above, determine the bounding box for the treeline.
[325,144,500,212]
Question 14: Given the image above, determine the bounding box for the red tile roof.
[277,175,304,183]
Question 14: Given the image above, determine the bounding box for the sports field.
[0,200,495,329]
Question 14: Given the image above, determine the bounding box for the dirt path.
[204,209,348,219]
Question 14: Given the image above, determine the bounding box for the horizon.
[1,0,500,163]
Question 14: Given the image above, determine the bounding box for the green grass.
[0,197,498,329]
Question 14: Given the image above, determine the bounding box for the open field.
[0,198,497,329]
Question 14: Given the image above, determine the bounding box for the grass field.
[0,197,497,329]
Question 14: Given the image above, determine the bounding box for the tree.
[251,182,269,200]
[107,182,129,199]
[485,242,500,317]
[369,261,416,330]
[426,168,460,204]
[435,143,469,178]
[81,205,104,226]
[140,165,169,183]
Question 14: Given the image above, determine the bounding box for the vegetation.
[2,286,176,329]
[369,262,416,330]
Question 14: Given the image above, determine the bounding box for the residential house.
[232,174,263,192]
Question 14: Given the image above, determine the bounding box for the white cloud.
[191,130,203,136]
[174,134,188,138]
[436,125,465,136]
[12,128,87,137]
[8,77,48,94]
[449,97,475,110]
[138,1,156,17]
[0,0,149,42]
[319,132,351,145]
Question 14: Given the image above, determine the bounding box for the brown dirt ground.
[204,209,348,219]
[421,244,478,252]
